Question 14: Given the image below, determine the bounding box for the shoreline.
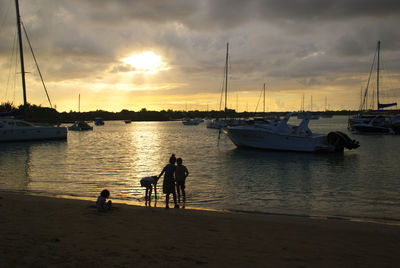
[1,191,400,267]
[5,190,400,227]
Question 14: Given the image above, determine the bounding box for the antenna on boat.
[224,42,229,120]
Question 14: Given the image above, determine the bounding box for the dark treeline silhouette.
[2,102,399,124]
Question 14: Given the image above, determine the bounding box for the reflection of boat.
[94,117,104,126]
[68,121,93,131]
[224,113,360,152]
[0,117,67,142]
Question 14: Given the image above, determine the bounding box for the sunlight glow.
[122,51,169,74]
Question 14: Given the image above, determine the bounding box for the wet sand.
[1,192,400,267]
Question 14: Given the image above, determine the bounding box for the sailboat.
[0,0,67,142]
[349,41,397,134]
[321,96,333,118]
[206,43,235,129]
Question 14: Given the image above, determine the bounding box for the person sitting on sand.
[96,189,112,212]
[140,176,159,205]
[158,155,179,209]
[175,157,189,207]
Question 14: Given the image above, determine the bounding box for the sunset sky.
[1,0,400,112]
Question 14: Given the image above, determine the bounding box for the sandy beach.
[1,192,400,267]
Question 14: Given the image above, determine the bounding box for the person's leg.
[165,193,170,208]
[176,183,181,203]
[173,189,179,208]
[148,186,153,203]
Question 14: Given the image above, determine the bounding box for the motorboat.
[297,113,320,120]
[94,117,104,125]
[351,116,395,134]
[68,121,93,131]
[224,113,360,152]
[182,118,200,125]
[0,117,67,142]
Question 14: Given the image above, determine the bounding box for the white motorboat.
[68,121,93,131]
[224,113,359,152]
[0,117,67,142]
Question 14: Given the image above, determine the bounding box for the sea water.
[1,116,399,223]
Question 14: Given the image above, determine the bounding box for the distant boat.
[207,43,236,129]
[351,115,394,134]
[68,121,93,131]
[297,113,320,120]
[0,0,67,142]
[94,117,104,126]
[224,113,360,152]
[348,41,398,133]
[124,120,132,124]
[182,118,200,125]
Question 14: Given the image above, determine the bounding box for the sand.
[1,192,400,267]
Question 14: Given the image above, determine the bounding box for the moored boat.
[68,121,93,131]
[224,113,359,152]
[0,117,67,142]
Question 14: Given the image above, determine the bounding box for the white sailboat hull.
[0,126,67,142]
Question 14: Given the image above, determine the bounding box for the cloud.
[1,0,400,111]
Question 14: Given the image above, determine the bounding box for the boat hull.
[224,127,332,152]
[0,126,67,142]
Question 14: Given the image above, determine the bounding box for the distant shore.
[1,192,400,267]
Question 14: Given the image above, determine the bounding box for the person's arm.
[185,166,189,179]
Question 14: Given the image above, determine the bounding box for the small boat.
[124,120,132,124]
[68,121,93,131]
[94,117,104,126]
[0,117,67,142]
[182,118,200,125]
[224,113,360,152]
[297,113,320,120]
[351,116,395,134]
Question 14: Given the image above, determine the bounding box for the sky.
[1,0,400,112]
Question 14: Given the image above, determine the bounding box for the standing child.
[175,157,189,207]
[158,155,179,209]
[140,175,159,206]
[96,189,112,212]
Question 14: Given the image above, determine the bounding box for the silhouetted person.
[140,176,159,206]
[175,157,189,208]
[158,155,178,209]
[96,189,112,212]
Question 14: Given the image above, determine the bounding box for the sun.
[122,51,169,74]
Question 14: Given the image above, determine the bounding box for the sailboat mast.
[377,40,380,110]
[225,42,229,118]
[263,83,266,115]
[15,0,27,107]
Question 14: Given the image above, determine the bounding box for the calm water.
[1,116,399,222]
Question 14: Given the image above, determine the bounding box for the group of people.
[96,154,189,211]
[141,154,189,209]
